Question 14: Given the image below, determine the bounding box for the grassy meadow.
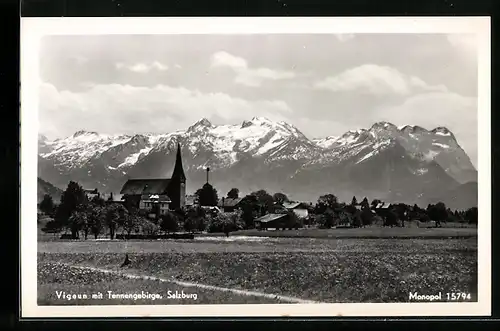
[37,232,478,305]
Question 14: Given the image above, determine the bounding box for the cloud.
[115,61,168,73]
[210,51,296,87]
[447,34,477,51]
[70,55,88,65]
[39,82,293,138]
[446,34,477,60]
[314,64,448,96]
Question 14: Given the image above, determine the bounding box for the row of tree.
[311,194,478,228]
[40,181,478,239]
[39,181,248,239]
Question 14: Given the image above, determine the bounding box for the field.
[37,229,478,305]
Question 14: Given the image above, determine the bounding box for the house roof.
[200,206,221,213]
[219,198,243,207]
[282,202,304,209]
[140,194,171,202]
[84,188,98,194]
[254,213,288,223]
[120,178,171,195]
[375,202,391,209]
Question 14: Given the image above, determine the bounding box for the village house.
[372,201,392,224]
[84,188,100,200]
[218,197,244,213]
[281,201,310,219]
[139,194,171,219]
[254,213,291,230]
[185,194,198,207]
[119,143,187,215]
[271,201,310,218]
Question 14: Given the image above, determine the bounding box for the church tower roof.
[172,142,186,181]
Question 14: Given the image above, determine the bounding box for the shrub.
[206,211,243,233]
[160,212,179,233]
[140,218,160,236]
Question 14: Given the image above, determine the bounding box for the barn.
[218,197,244,213]
[254,213,290,230]
[281,202,310,218]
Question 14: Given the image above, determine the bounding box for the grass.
[38,237,478,304]
[38,262,284,305]
[38,220,477,243]
[198,226,477,240]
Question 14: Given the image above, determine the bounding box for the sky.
[38,33,478,167]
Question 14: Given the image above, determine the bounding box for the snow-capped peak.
[73,130,99,138]
[399,125,429,134]
[431,126,452,136]
[251,116,271,122]
[370,121,398,131]
[191,118,213,127]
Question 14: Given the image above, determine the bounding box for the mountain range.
[37,117,478,210]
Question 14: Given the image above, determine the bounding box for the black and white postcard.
[21,17,491,317]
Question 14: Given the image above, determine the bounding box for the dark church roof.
[120,142,185,197]
[173,142,186,181]
[120,178,171,195]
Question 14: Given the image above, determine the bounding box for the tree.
[393,203,409,227]
[68,209,87,240]
[273,192,289,205]
[240,194,258,229]
[39,194,55,216]
[41,219,63,236]
[105,204,127,239]
[385,210,398,227]
[183,206,206,233]
[122,209,140,239]
[56,181,88,239]
[340,210,353,227]
[196,183,219,206]
[252,190,275,215]
[227,188,240,199]
[183,217,197,233]
[361,208,373,227]
[465,207,478,225]
[90,195,106,207]
[351,196,358,206]
[360,197,370,210]
[321,208,335,228]
[140,218,160,236]
[427,202,448,227]
[318,194,339,209]
[87,205,105,239]
[160,211,179,233]
[352,210,362,228]
[206,211,243,234]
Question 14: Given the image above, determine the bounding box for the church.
[119,143,186,213]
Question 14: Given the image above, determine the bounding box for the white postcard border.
[21,16,491,318]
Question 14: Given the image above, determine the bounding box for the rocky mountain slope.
[37,177,63,203]
[37,117,478,209]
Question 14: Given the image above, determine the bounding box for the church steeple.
[171,142,186,182]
